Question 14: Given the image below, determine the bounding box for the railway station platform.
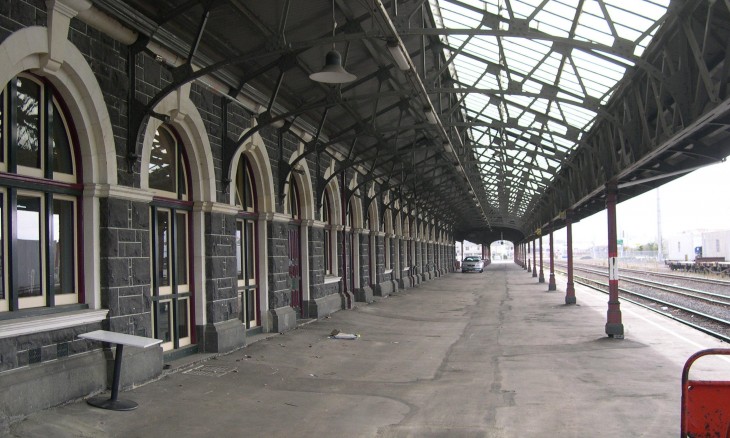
[7,261,730,437]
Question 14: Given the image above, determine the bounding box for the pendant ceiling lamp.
[309,0,357,84]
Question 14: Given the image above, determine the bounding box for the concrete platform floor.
[8,261,730,437]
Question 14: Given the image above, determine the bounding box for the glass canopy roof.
[429,0,670,220]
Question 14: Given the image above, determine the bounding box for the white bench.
[79,330,162,411]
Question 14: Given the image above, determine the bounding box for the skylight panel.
[431,0,669,225]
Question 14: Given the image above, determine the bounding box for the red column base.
[565,283,576,304]
[548,274,556,291]
[605,322,624,338]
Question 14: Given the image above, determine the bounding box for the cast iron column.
[605,183,624,338]
[565,212,576,304]
[532,239,537,277]
[527,241,531,272]
[548,230,556,291]
[538,235,545,283]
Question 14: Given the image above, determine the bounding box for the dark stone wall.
[204,212,238,323]
[427,242,432,270]
[336,229,344,293]
[308,226,325,299]
[375,235,385,283]
[268,221,292,308]
[67,12,129,185]
[0,321,102,373]
[358,233,369,287]
[0,0,46,43]
[399,239,407,271]
[99,197,152,336]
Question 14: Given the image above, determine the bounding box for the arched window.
[149,125,192,351]
[0,74,80,313]
[235,154,258,329]
[288,178,300,219]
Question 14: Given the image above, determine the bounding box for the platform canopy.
[95,0,730,243]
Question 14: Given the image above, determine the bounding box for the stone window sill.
[324,276,342,285]
[384,269,393,275]
[0,309,109,339]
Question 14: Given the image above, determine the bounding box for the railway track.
[553,263,730,343]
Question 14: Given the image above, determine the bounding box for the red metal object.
[681,349,730,437]
[548,230,556,291]
[538,235,545,283]
[605,183,624,337]
[565,211,576,304]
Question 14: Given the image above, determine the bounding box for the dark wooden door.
[288,226,302,316]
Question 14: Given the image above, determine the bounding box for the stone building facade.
[0,0,456,424]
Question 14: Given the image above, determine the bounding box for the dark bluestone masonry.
[0,0,456,426]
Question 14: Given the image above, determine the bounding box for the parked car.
[461,256,484,273]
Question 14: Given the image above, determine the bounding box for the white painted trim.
[257,216,270,332]
[0,310,108,339]
[139,87,216,203]
[323,276,342,285]
[92,183,154,203]
[191,208,206,327]
[194,201,239,216]
[271,212,294,223]
[384,269,393,275]
[82,186,100,310]
[0,27,117,186]
[229,129,276,213]
[300,223,310,304]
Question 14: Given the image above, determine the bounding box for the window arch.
[149,126,188,200]
[0,74,81,313]
[149,125,193,351]
[235,154,259,329]
[288,177,300,219]
[235,154,255,212]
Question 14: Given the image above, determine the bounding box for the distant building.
[701,230,730,260]
[665,230,716,261]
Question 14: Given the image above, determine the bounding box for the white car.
[461,256,484,273]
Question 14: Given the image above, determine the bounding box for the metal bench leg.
[87,344,138,411]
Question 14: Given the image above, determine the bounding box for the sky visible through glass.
[429,0,670,223]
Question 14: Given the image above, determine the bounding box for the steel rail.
[555,268,730,343]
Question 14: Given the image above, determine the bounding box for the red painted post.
[605,183,624,338]
[565,212,576,304]
[532,239,537,277]
[548,230,556,291]
[538,235,545,283]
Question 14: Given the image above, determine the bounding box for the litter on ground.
[329,329,360,340]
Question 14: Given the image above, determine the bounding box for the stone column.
[354,229,374,303]
[200,203,246,353]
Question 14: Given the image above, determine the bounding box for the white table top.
[79,330,162,349]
